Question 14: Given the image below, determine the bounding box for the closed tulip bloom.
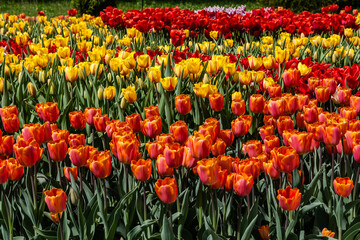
[334,177,354,197]
[14,138,44,167]
[268,97,285,119]
[104,86,116,100]
[0,161,8,184]
[148,67,161,83]
[271,146,299,173]
[282,94,298,115]
[306,122,325,142]
[126,113,141,133]
[69,111,86,130]
[93,114,110,132]
[268,84,282,98]
[170,121,188,144]
[146,141,164,160]
[163,143,182,169]
[144,106,159,118]
[22,123,45,145]
[63,167,78,181]
[296,112,306,130]
[263,55,275,69]
[231,115,253,137]
[277,186,301,211]
[131,158,152,182]
[350,96,360,114]
[187,132,212,159]
[349,120,360,131]
[288,131,313,155]
[69,145,97,167]
[211,168,228,189]
[211,138,226,156]
[337,137,352,155]
[315,86,330,103]
[84,107,101,126]
[65,66,79,82]
[353,143,360,163]
[160,77,177,91]
[155,177,177,204]
[47,140,67,162]
[258,225,270,240]
[264,135,280,154]
[88,151,112,178]
[0,105,19,118]
[324,124,341,146]
[337,87,351,105]
[308,77,321,91]
[321,228,335,237]
[218,129,234,147]
[231,99,245,116]
[296,94,310,111]
[1,114,20,133]
[233,172,254,196]
[259,124,276,141]
[250,94,265,113]
[175,94,191,115]
[339,107,357,120]
[141,116,162,138]
[0,135,14,157]
[204,118,221,135]
[276,116,294,135]
[44,188,67,213]
[197,158,219,186]
[209,92,224,112]
[234,158,261,179]
[262,159,280,180]
[137,54,151,69]
[52,129,70,144]
[303,104,318,124]
[248,56,262,70]
[224,172,235,192]
[114,137,140,165]
[181,146,197,169]
[6,158,24,181]
[156,154,174,177]
[68,134,85,148]
[105,120,131,139]
[36,102,59,123]
[242,140,262,158]
[282,68,300,88]
[156,133,175,145]
[216,155,233,172]
[122,86,137,103]
[223,63,236,76]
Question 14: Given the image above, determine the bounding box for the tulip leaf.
[161,216,175,240]
[285,211,299,239]
[302,166,323,204]
[241,215,258,240]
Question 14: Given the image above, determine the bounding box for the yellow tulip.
[187,58,202,74]
[160,77,177,91]
[122,86,137,103]
[137,54,151,69]
[148,67,162,83]
[65,66,79,83]
[104,86,116,100]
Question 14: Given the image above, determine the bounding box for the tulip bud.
[98,87,103,101]
[70,187,78,205]
[120,97,127,109]
[27,82,36,97]
[107,72,112,82]
[116,75,121,85]
[135,77,145,90]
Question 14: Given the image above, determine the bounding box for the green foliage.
[71,0,117,16]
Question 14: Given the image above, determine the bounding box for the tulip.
[323,124,341,146]
[144,106,160,118]
[156,155,174,177]
[197,158,219,186]
[282,68,300,88]
[163,143,182,169]
[231,115,252,137]
[276,116,294,135]
[68,134,85,148]
[170,121,188,144]
[137,54,150,69]
[122,86,137,103]
[268,97,285,119]
[141,116,162,138]
[233,172,254,196]
[321,228,335,237]
[303,104,318,124]
[22,123,45,145]
[0,135,14,157]
[264,135,280,154]
[231,99,246,116]
[181,146,197,169]
[160,77,177,91]
[224,172,235,192]
[211,168,228,189]
[69,111,86,130]
[288,131,313,155]
[262,159,280,180]
[223,63,236,76]
[104,86,116,100]
[131,158,152,182]
[271,146,299,173]
[88,150,112,178]
[187,58,202,74]
[65,66,79,82]
[52,129,70,144]
[0,161,8,184]
[249,94,265,114]
[93,114,110,132]
[155,177,178,204]
[211,138,226,156]
[268,84,282,98]
[36,102,59,123]
[242,140,262,158]
[234,158,261,179]
[350,96,360,114]
[84,107,101,126]
[333,177,354,197]
[282,94,298,115]
[68,145,97,167]
[113,137,140,165]
[315,86,330,103]
[125,114,141,133]
[44,188,67,213]
[259,125,274,141]
[175,94,191,115]
[248,56,262,70]
[0,105,18,118]
[47,140,67,162]
[258,225,270,240]
[339,107,357,120]
[336,87,351,105]
[148,67,161,83]
[14,138,44,167]
[322,78,337,95]
[263,55,275,69]
[306,122,325,142]
[218,129,234,147]
[277,186,301,211]
[187,132,212,159]
[63,167,78,181]
[209,92,224,112]
[5,158,23,181]
[1,114,20,133]
[217,155,233,172]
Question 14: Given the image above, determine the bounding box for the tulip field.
[1,4,360,240]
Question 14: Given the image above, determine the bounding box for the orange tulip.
[303,104,318,124]
[163,143,182,168]
[197,158,219,185]
[264,135,280,154]
[262,159,280,180]
[14,138,44,167]
[175,94,191,115]
[250,94,265,114]
[52,129,70,144]
[282,68,300,88]
[242,140,262,158]
[69,111,86,130]
[209,92,224,112]
[157,134,175,144]
[126,113,141,133]
[288,131,313,155]
[271,146,299,173]
[0,105,18,118]
[68,145,97,167]
[131,158,152,182]
[141,116,162,138]
[231,115,252,137]
[47,140,68,162]
[88,150,112,178]
[308,77,321,91]
[63,166,78,181]
[84,107,101,126]
[146,141,164,160]
[6,158,24,181]
[211,168,228,189]
[218,129,234,147]
[181,146,197,169]
[333,177,354,197]
[0,161,8,184]
[336,87,351,105]
[315,86,330,103]
[144,106,160,118]
[155,177,177,204]
[113,136,140,165]
[321,228,335,237]
[277,186,301,211]
[0,135,14,156]
[1,113,20,133]
[268,97,285,119]
[36,102,59,123]
[258,225,270,240]
[259,125,274,141]
[231,99,246,116]
[268,84,282,98]
[296,94,310,111]
[68,134,85,148]
[211,138,226,156]
[350,95,360,115]
[339,107,357,120]
[224,172,235,192]
[283,94,298,115]
[156,154,174,177]
[93,114,110,132]
[22,123,45,145]
[323,124,341,146]
[170,121,188,144]
[216,155,233,172]
[234,158,261,179]
[306,122,325,142]
[276,116,294,135]
[43,188,67,213]
[233,172,254,196]
[186,132,212,159]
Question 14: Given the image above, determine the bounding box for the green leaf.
[241,215,258,240]
[161,215,175,240]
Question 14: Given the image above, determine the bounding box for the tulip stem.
[46,145,52,176]
[285,212,289,232]
[59,213,64,240]
[168,204,173,232]
[1,185,12,240]
[353,166,360,220]
[143,182,147,221]
[56,162,63,189]
[125,164,129,193]
[210,188,217,231]
[236,197,242,240]
[331,149,335,188]
[92,127,95,147]
[339,197,343,240]
[30,166,37,213]
[246,194,250,215]
[102,133,106,151]
[79,168,83,202]
[222,188,227,234]
[154,83,160,106]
